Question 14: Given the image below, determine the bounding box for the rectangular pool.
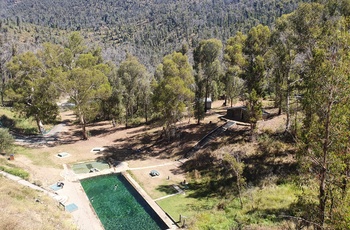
[80,174,168,230]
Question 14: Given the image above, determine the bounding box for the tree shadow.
[108,121,221,160]
[88,126,125,137]
[245,199,318,228]
[94,146,149,162]
[1,114,38,135]
[57,129,83,144]
[241,132,299,186]
[242,153,298,187]
[169,167,185,175]
[156,184,178,195]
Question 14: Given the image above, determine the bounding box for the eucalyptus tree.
[237,25,271,141]
[59,33,111,139]
[103,64,124,122]
[224,32,247,107]
[293,4,350,228]
[193,64,205,124]
[269,15,299,132]
[301,27,350,229]
[194,39,223,115]
[6,51,59,134]
[118,54,150,127]
[64,53,111,139]
[221,147,246,209]
[288,3,326,135]
[153,52,194,138]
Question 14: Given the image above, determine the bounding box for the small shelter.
[205,98,212,110]
[226,106,249,122]
[225,106,269,122]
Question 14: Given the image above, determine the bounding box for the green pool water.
[80,174,168,230]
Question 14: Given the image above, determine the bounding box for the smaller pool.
[81,174,168,230]
[72,161,109,174]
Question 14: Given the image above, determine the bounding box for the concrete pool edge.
[121,171,178,230]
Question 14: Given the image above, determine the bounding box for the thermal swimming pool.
[80,173,168,230]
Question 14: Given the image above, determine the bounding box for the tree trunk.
[82,123,88,140]
[285,83,291,132]
[275,73,283,115]
[197,100,201,125]
[78,110,88,140]
[125,109,128,128]
[277,88,283,115]
[250,122,257,142]
[144,102,148,123]
[236,173,244,209]
[317,101,332,229]
[35,115,43,134]
[318,167,326,230]
[204,78,209,113]
[1,74,4,106]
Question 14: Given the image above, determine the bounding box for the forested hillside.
[0,0,308,68]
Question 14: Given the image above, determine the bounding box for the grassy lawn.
[157,191,218,223]
[157,183,301,229]
[127,170,179,199]
[0,107,54,134]
[16,146,61,168]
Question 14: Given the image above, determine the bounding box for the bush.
[128,117,143,126]
[0,165,29,180]
[258,134,287,156]
[0,128,14,152]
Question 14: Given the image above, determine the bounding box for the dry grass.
[0,176,76,230]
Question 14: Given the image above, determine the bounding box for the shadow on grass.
[185,178,234,199]
[243,155,298,186]
[244,198,318,228]
[1,114,38,135]
[156,184,178,195]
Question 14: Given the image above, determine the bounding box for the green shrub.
[258,134,287,156]
[0,165,29,180]
[128,117,143,126]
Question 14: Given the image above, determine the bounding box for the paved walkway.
[57,164,104,230]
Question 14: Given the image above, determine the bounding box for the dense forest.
[1,0,350,229]
[0,0,309,68]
